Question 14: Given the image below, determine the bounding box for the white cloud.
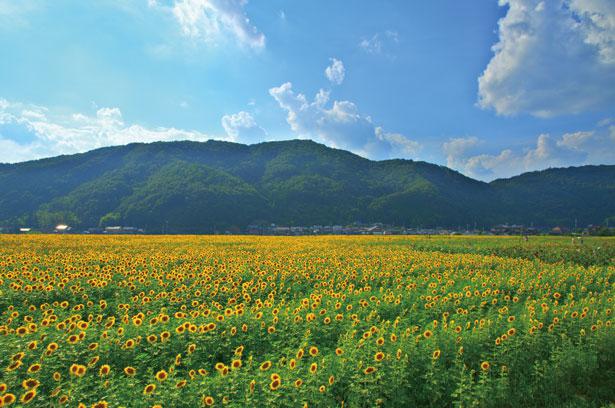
[443,137,480,169]
[269,82,420,159]
[325,58,345,85]
[221,111,266,143]
[375,127,421,156]
[556,130,594,150]
[359,30,399,55]
[442,128,615,180]
[166,0,265,49]
[478,0,615,117]
[0,98,221,163]
[0,0,40,26]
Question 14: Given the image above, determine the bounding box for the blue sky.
[0,0,613,180]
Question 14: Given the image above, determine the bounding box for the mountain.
[0,140,613,232]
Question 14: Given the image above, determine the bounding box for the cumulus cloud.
[151,0,265,49]
[0,98,220,163]
[478,0,615,117]
[443,128,615,180]
[442,137,480,169]
[269,82,420,159]
[221,111,266,143]
[325,58,345,85]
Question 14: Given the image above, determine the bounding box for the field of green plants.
[0,235,613,407]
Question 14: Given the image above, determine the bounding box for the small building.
[19,227,32,233]
[54,224,71,233]
[491,224,526,235]
[104,226,143,234]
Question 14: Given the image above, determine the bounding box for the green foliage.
[0,235,613,407]
[0,140,614,231]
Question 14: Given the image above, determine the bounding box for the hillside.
[0,140,613,232]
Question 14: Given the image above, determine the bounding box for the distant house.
[365,225,384,235]
[54,224,71,233]
[104,226,143,234]
[491,224,525,235]
[246,225,264,235]
[19,227,32,233]
[273,226,291,235]
[105,226,122,233]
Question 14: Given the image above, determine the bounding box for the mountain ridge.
[1,139,613,232]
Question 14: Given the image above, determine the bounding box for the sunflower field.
[0,235,613,407]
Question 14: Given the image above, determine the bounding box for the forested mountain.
[0,140,613,232]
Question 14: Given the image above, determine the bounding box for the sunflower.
[335,347,344,356]
[143,384,156,395]
[374,352,385,362]
[364,366,376,374]
[269,378,281,390]
[288,358,297,370]
[202,396,214,406]
[155,370,168,382]
[22,378,40,390]
[423,330,433,339]
[231,359,242,369]
[68,364,79,375]
[294,379,303,388]
[7,360,22,371]
[27,363,41,374]
[308,346,319,357]
[2,393,16,405]
[309,363,318,374]
[432,349,441,360]
[260,361,272,371]
[20,389,36,404]
[124,366,137,376]
[481,361,490,371]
